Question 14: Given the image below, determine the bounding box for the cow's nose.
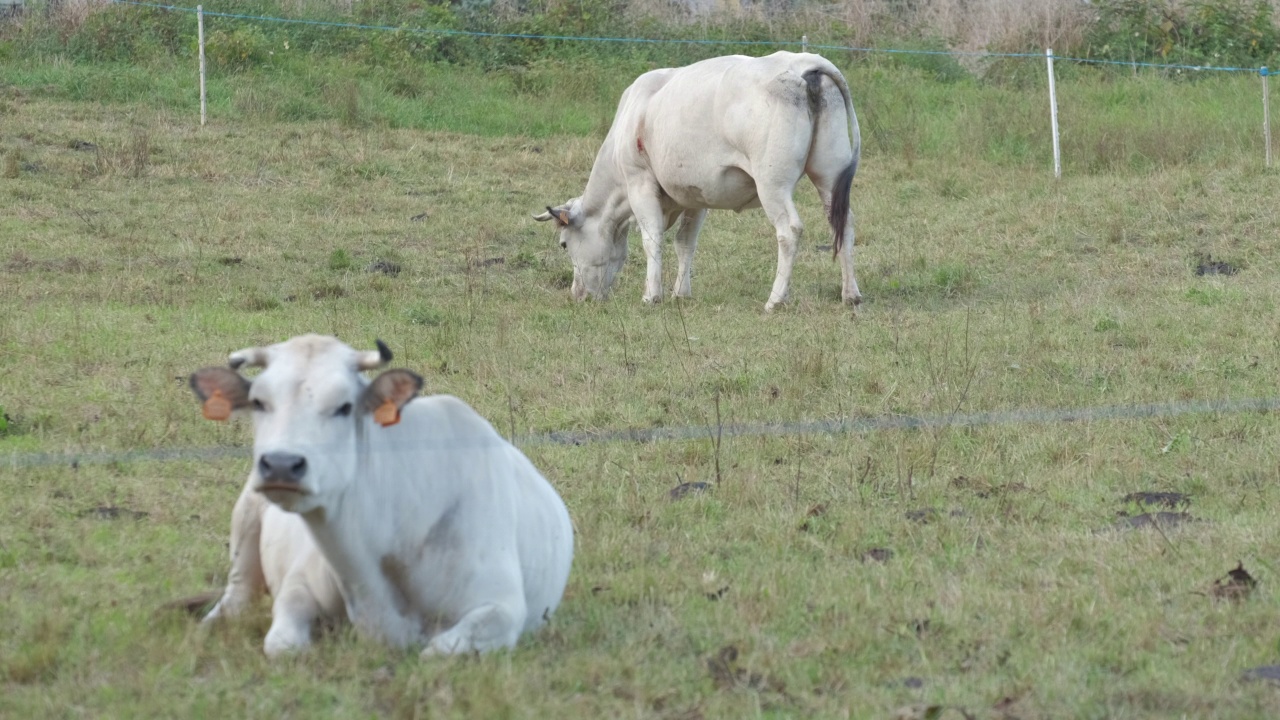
[259,452,307,484]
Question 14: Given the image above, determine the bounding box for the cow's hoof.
[843,293,863,306]
[642,295,662,305]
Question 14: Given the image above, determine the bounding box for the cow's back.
[631,52,852,211]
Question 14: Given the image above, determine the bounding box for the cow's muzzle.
[258,451,307,491]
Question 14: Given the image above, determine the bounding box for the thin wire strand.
[6,395,1278,468]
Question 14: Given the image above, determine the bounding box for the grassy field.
[4,53,1280,717]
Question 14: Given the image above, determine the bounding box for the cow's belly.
[659,165,759,211]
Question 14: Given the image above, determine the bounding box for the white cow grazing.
[190,335,574,656]
[535,51,862,311]
[201,481,346,657]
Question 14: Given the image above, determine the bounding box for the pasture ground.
[3,60,1280,717]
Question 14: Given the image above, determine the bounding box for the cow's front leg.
[420,600,527,657]
[203,478,267,624]
[672,209,707,299]
[630,189,668,304]
[263,576,323,657]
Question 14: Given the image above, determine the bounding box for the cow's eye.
[335,402,353,417]
[251,399,266,412]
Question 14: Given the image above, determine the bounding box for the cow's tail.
[805,63,861,261]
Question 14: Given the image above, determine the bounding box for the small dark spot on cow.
[669,481,711,501]
[366,260,402,276]
[69,140,98,152]
[1122,491,1191,509]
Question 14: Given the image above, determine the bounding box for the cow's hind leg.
[808,166,861,306]
[421,601,527,657]
[672,209,707,299]
[203,479,267,624]
[756,192,804,312]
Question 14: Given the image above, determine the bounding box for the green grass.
[3,54,1280,718]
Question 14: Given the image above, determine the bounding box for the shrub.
[1085,0,1279,70]
[203,24,273,72]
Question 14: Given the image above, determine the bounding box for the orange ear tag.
[202,389,232,421]
[373,398,401,428]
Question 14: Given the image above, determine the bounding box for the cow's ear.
[363,369,424,428]
[189,367,251,421]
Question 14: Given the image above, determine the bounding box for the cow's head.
[534,197,628,301]
[189,335,423,514]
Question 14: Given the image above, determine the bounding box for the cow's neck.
[582,138,632,233]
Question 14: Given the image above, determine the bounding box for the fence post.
[1046,48,1061,179]
[1263,67,1272,169]
[801,34,808,53]
[198,4,207,127]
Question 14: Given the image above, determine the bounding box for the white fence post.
[198,5,207,127]
[1046,48,1061,179]
[1263,67,1272,169]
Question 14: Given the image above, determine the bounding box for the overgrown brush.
[4,0,1279,73]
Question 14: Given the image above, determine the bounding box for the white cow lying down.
[536,51,862,311]
[191,334,575,657]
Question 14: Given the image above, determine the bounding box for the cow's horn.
[533,206,556,222]
[228,346,269,370]
[356,340,392,371]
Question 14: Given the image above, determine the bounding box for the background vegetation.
[4,0,1280,717]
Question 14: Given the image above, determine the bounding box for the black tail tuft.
[828,160,857,260]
